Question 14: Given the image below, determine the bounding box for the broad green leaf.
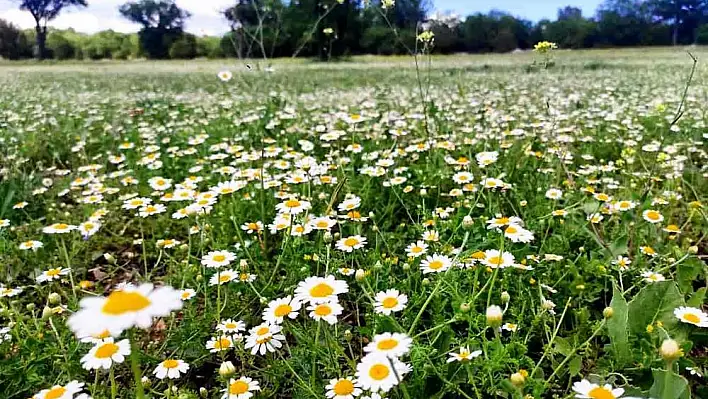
[627,281,685,338]
[677,258,703,293]
[568,355,582,376]
[649,369,690,399]
[687,287,706,308]
[607,283,631,365]
[609,235,628,256]
[553,336,572,356]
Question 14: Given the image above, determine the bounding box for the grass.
[0,48,706,399]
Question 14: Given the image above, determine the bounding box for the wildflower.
[218,319,247,334]
[222,377,260,399]
[381,0,395,10]
[663,224,680,234]
[640,246,657,257]
[420,253,453,274]
[446,346,482,363]
[533,41,557,53]
[587,213,603,224]
[476,151,499,167]
[307,301,344,324]
[244,323,286,355]
[545,188,563,200]
[674,307,708,327]
[486,215,522,229]
[641,270,665,282]
[139,204,166,217]
[421,230,439,242]
[482,249,515,269]
[355,353,409,392]
[612,256,631,271]
[309,216,336,231]
[156,239,180,249]
[19,240,43,250]
[642,209,664,223]
[42,223,76,234]
[405,241,428,258]
[209,269,238,285]
[122,197,151,210]
[373,289,408,315]
[153,359,189,380]
[660,338,682,361]
[179,289,196,300]
[338,196,361,212]
[552,209,567,217]
[33,381,85,399]
[452,171,473,184]
[571,379,625,399]
[218,70,233,82]
[504,224,534,243]
[220,361,236,377]
[202,250,237,268]
[241,221,264,234]
[68,283,182,337]
[326,377,361,399]
[364,332,412,358]
[206,335,234,352]
[276,197,311,215]
[486,305,503,327]
[295,275,348,304]
[502,323,518,332]
[36,267,70,283]
[80,338,130,370]
[336,235,367,252]
[262,296,301,324]
[78,221,101,238]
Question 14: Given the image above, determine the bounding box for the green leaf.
[677,258,703,293]
[627,281,685,338]
[649,368,690,399]
[687,288,706,308]
[568,355,582,376]
[607,283,631,365]
[552,336,572,356]
[609,235,628,256]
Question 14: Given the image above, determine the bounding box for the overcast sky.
[0,1,602,36]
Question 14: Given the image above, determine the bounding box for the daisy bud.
[486,305,503,327]
[41,306,53,320]
[422,278,430,286]
[519,200,528,207]
[402,262,410,271]
[462,215,474,228]
[322,232,333,243]
[660,339,682,361]
[355,269,366,281]
[374,261,383,269]
[103,253,117,264]
[368,212,375,218]
[420,188,427,196]
[603,307,614,319]
[200,387,208,398]
[501,291,510,304]
[688,246,698,254]
[26,303,35,311]
[219,361,236,377]
[510,372,525,387]
[344,329,352,340]
[142,376,151,388]
[48,292,62,305]
[196,274,203,282]
[459,303,470,313]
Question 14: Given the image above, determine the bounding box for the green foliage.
[627,281,686,339]
[0,18,32,59]
[649,368,691,399]
[607,283,631,365]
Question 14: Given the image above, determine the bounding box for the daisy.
[295,275,348,304]
[572,379,625,399]
[503,224,534,243]
[338,196,361,212]
[613,200,637,212]
[202,250,237,268]
[545,188,563,200]
[674,306,708,327]
[36,267,70,283]
[405,241,428,258]
[0,219,9,228]
[612,256,631,271]
[642,209,664,223]
[42,223,76,234]
[336,235,367,252]
[663,224,680,234]
[263,296,301,324]
[0,286,22,298]
[32,381,85,399]
[78,221,101,238]
[640,246,657,257]
[338,267,355,276]
[326,377,362,399]
[476,151,498,167]
[486,215,522,229]
[217,319,247,334]
[307,301,344,324]
[217,70,233,82]
[153,359,189,380]
[373,289,408,315]
[138,204,166,217]
[122,197,151,210]
[420,253,453,274]
[502,323,519,332]
[19,240,43,250]
[222,377,260,399]
[209,269,238,286]
[276,197,311,215]
[641,270,665,283]
[67,283,182,337]
[355,353,409,393]
[480,177,504,189]
[482,249,515,269]
[446,346,482,363]
[148,177,172,191]
[452,171,474,184]
[421,230,439,242]
[587,213,604,224]
[244,323,286,355]
[364,332,412,358]
[308,216,337,231]
[156,239,180,249]
[552,209,568,217]
[80,338,130,370]
[241,221,264,234]
[206,335,235,352]
[179,289,196,300]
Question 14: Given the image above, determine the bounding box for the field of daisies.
[0,49,706,399]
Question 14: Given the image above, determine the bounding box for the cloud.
[0,2,230,35]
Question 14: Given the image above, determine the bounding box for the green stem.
[129,330,146,399]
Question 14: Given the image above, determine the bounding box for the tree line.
[1,0,708,61]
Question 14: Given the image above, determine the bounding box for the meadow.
[0,47,706,399]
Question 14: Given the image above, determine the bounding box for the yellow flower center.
[274,304,293,317]
[411,246,423,253]
[95,342,119,358]
[588,387,616,399]
[225,323,237,329]
[314,304,332,316]
[55,223,69,230]
[285,199,301,208]
[683,313,700,324]
[496,217,509,225]
[45,387,67,399]
[343,238,359,247]
[382,297,398,308]
[459,351,470,359]
[256,327,270,335]
[310,283,334,298]
[316,221,329,228]
[163,359,179,369]
[46,268,62,277]
[212,255,226,262]
[487,256,503,266]
[646,210,660,220]
[333,379,355,395]
[102,291,151,315]
[368,364,390,381]
[471,251,485,259]
[377,338,399,350]
[219,274,232,283]
[596,193,609,201]
[256,335,272,344]
[130,200,143,206]
[505,226,518,234]
[215,338,231,349]
[428,260,444,270]
[229,380,249,394]
[347,211,360,219]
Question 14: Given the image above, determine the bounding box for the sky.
[0,0,603,36]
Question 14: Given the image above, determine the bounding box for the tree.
[119,0,190,58]
[650,0,708,44]
[0,19,32,59]
[15,0,87,59]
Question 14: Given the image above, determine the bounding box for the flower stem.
[129,330,146,399]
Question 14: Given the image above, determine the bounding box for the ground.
[0,48,706,399]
